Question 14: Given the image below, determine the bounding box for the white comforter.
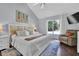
[11,34,51,56]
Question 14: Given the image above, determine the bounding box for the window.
[48,20,60,34]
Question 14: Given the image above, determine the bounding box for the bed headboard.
[9,23,36,35]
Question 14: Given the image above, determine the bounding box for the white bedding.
[11,34,51,56]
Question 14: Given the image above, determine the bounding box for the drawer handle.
[0,41,2,42]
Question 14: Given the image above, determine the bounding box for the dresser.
[0,35,9,50]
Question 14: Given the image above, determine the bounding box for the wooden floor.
[0,40,78,56]
[41,40,78,56]
[57,43,78,56]
[0,51,1,56]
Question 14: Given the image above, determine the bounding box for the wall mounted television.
[67,12,79,24]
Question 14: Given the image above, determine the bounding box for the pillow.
[66,32,73,37]
[12,34,16,38]
[33,32,40,35]
[24,30,30,36]
[16,31,24,36]
[16,30,30,36]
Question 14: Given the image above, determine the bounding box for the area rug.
[1,48,21,56]
[40,40,60,56]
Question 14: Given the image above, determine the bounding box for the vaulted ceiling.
[27,3,79,19]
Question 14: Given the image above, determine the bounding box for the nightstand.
[0,35,9,50]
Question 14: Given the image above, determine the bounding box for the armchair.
[59,30,77,46]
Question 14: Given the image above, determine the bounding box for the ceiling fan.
[33,3,46,8]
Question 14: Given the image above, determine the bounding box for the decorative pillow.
[12,34,16,38]
[16,30,30,36]
[16,31,24,36]
[24,30,30,36]
[33,32,40,35]
[66,32,73,37]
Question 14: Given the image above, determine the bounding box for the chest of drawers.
[0,35,9,50]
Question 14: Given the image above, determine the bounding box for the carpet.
[40,40,60,56]
[1,48,21,56]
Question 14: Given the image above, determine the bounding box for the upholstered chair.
[59,30,77,46]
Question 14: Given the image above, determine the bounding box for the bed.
[11,33,51,56]
[9,24,51,56]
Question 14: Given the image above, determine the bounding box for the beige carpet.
[1,48,21,56]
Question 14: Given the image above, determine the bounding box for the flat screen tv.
[67,12,79,24]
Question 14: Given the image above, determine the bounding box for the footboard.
[12,35,51,56]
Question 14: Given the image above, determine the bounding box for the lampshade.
[32,24,36,29]
[0,24,3,32]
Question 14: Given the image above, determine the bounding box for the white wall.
[0,3,39,31]
[67,23,79,30]
[38,15,61,34]
[60,14,69,34]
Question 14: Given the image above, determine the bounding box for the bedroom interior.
[0,3,79,56]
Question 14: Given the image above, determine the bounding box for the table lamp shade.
[0,24,3,32]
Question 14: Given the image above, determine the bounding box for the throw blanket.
[25,34,45,41]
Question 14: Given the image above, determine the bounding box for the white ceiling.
[27,3,79,19]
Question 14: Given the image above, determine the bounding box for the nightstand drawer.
[0,40,3,42]
[0,46,9,50]
[0,41,9,45]
[0,39,9,43]
[0,37,9,40]
[0,43,9,47]
[0,35,9,50]
[0,46,5,50]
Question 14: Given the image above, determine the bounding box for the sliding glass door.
[47,20,60,35]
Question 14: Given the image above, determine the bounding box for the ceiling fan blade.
[33,3,39,6]
[40,3,45,8]
[33,3,46,9]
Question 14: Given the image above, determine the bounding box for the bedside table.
[0,35,10,50]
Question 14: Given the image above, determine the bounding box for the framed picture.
[25,14,28,22]
[16,10,21,22]
[16,10,28,23]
